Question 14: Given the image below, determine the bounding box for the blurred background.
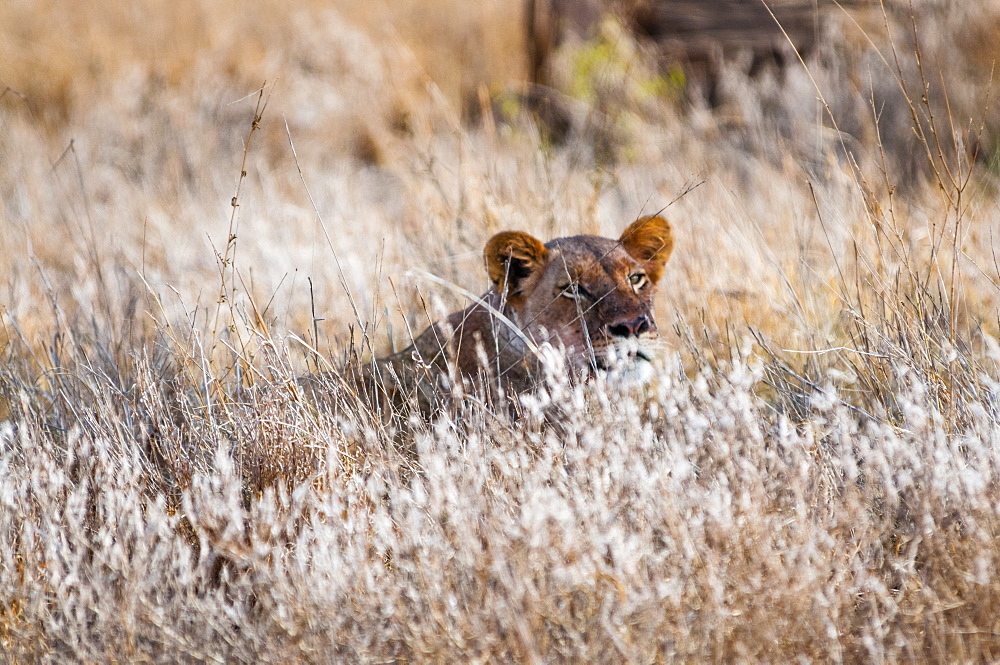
[2,0,1000,374]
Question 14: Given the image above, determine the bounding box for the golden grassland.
[3,1,1000,661]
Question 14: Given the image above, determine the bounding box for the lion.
[310,215,674,418]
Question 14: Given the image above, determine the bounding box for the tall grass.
[3,1,1000,662]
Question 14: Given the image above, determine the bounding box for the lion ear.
[619,215,674,283]
[484,231,549,297]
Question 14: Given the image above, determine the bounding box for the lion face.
[483,216,674,379]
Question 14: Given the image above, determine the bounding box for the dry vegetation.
[3,0,1000,662]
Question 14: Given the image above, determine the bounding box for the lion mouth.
[592,344,653,372]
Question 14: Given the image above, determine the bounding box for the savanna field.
[4,1,1000,662]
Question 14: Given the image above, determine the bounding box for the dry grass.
[3,1,1000,662]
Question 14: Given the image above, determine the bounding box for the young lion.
[316,215,674,417]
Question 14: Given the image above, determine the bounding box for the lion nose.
[605,314,654,339]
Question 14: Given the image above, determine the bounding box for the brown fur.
[314,215,674,417]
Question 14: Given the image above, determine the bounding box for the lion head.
[482,215,674,381]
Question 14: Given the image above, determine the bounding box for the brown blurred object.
[627,0,831,106]
[526,0,603,89]
[525,0,891,104]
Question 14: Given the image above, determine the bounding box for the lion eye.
[558,283,592,301]
[629,273,648,291]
